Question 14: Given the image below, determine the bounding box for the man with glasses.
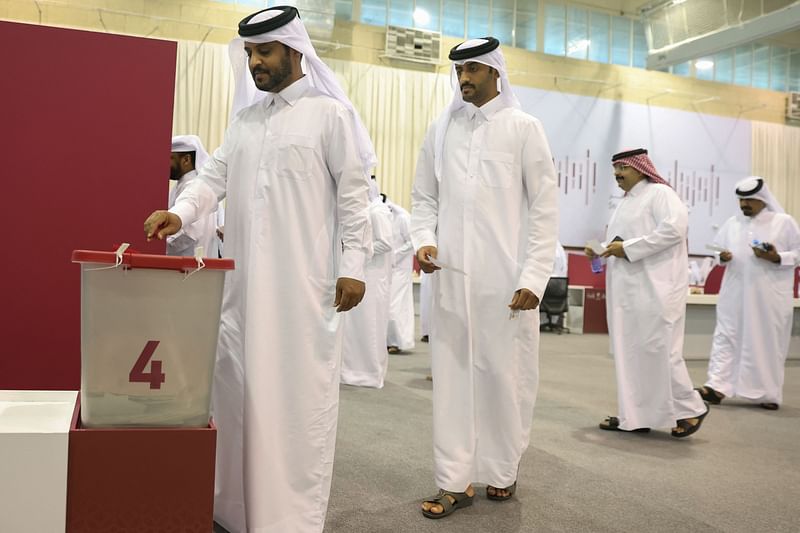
[585,149,709,438]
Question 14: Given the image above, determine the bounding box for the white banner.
[515,86,751,255]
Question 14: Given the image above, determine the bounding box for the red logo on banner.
[129,340,166,390]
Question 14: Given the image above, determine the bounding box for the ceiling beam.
[646,2,800,70]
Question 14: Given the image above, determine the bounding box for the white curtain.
[171,40,452,211]
[752,121,800,219]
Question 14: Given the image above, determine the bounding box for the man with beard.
[697,177,800,410]
[167,135,220,257]
[411,37,558,518]
[585,149,709,437]
[144,6,374,532]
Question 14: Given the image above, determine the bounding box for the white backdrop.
[514,86,752,255]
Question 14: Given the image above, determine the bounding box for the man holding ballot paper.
[697,177,800,410]
[410,37,557,517]
[585,148,709,437]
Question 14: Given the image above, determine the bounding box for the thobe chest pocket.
[479,151,514,189]
[276,134,316,180]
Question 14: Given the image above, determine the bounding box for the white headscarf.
[735,176,785,214]
[171,134,209,171]
[433,37,521,179]
[229,7,377,175]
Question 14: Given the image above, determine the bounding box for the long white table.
[684,294,800,360]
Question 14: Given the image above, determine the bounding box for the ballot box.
[66,402,217,532]
[0,390,78,532]
[72,250,234,427]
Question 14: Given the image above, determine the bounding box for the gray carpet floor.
[324,331,800,533]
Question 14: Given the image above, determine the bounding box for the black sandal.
[599,416,650,433]
[487,481,516,501]
[421,489,474,519]
[671,404,710,438]
[760,403,779,410]
[695,386,724,405]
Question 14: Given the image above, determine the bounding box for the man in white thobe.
[144,7,375,532]
[167,135,219,257]
[341,178,394,388]
[586,148,708,437]
[412,37,557,518]
[697,177,800,410]
[386,197,416,353]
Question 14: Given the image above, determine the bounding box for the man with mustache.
[167,135,220,257]
[411,37,558,518]
[144,6,374,532]
[697,177,800,410]
[585,149,709,437]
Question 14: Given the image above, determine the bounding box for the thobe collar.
[626,178,649,197]
[177,169,198,184]
[464,93,506,122]
[262,75,310,109]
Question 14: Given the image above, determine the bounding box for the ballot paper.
[586,239,606,254]
[705,243,726,253]
[428,256,467,276]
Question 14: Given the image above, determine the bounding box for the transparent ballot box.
[72,249,234,427]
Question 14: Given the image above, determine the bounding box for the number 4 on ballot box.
[129,340,166,389]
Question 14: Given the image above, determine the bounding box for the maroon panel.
[567,252,605,288]
[66,407,216,533]
[0,21,176,389]
[703,265,726,295]
[583,288,608,334]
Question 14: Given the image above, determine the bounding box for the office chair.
[539,276,569,334]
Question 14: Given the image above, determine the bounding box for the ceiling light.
[413,8,430,26]
[695,59,714,70]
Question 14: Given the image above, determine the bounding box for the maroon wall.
[1,21,176,389]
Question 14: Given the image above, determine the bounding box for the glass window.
[566,7,589,60]
[413,0,441,32]
[588,12,609,63]
[334,0,352,21]
[632,20,647,68]
[672,61,690,76]
[790,51,800,92]
[770,46,788,92]
[752,44,770,89]
[360,0,387,26]
[734,45,752,86]
[466,0,490,39]
[442,0,466,38]
[544,3,566,56]
[389,0,414,27]
[714,49,733,84]
[611,16,630,66]
[515,2,538,52]
[694,57,714,81]
[492,0,515,46]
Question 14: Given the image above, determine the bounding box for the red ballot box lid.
[72,250,235,271]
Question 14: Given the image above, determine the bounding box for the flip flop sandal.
[695,386,723,405]
[671,404,710,438]
[421,489,474,519]
[487,481,517,501]
[387,346,400,354]
[760,403,779,410]
[599,416,650,433]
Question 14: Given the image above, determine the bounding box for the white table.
[0,390,78,532]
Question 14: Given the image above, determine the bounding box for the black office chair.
[539,276,569,334]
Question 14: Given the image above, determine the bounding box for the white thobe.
[167,170,219,257]
[411,96,558,491]
[386,202,416,351]
[605,179,706,430]
[341,199,394,388]
[170,76,371,533]
[705,210,800,404]
[420,272,432,338]
[552,241,568,277]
